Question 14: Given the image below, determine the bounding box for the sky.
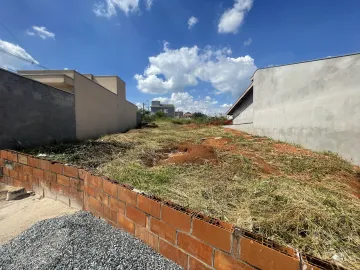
[0,0,360,115]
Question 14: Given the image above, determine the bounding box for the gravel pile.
[0,212,182,270]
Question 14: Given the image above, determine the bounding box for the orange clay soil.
[159,143,218,165]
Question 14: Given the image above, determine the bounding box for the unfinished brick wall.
[0,150,340,270]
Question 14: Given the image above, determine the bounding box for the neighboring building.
[175,111,184,118]
[184,112,192,119]
[151,101,175,117]
[227,53,360,165]
[0,68,137,149]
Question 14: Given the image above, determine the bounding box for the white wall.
[232,54,360,165]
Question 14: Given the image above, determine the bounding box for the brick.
[88,195,103,214]
[150,218,176,244]
[117,213,135,234]
[19,172,30,182]
[9,170,19,179]
[39,159,51,170]
[64,166,78,178]
[159,239,188,269]
[50,163,63,174]
[13,179,23,187]
[103,180,118,197]
[0,158,4,167]
[3,168,9,176]
[239,237,300,270]
[189,257,212,270]
[70,178,84,191]
[23,165,33,175]
[7,152,17,162]
[33,168,44,179]
[103,205,117,223]
[84,185,97,198]
[0,150,7,159]
[57,174,70,186]
[162,205,191,232]
[118,186,137,205]
[90,175,103,189]
[214,250,254,270]
[109,196,125,214]
[28,157,39,168]
[51,182,70,195]
[18,154,28,165]
[126,205,146,227]
[137,195,161,218]
[135,225,159,251]
[192,218,232,252]
[178,232,213,266]
[14,163,22,172]
[69,187,83,201]
[95,189,109,205]
[78,169,87,180]
[57,193,70,206]
[44,170,56,182]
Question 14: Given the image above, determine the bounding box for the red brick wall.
[0,150,337,270]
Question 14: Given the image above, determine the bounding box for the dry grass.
[23,121,360,269]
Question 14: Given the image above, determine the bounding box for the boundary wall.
[0,150,343,270]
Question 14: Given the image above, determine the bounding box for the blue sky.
[1,0,359,115]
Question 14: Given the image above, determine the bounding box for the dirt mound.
[273,143,314,156]
[202,137,232,148]
[159,143,217,165]
[224,128,253,139]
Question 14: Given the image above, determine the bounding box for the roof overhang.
[226,83,253,115]
[19,74,74,89]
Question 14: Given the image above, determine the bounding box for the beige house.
[18,70,138,140]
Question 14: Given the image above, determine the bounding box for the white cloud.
[188,16,199,29]
[26,30,35,36]
[244,37,252,46]
[221,103,233,108]
[135,102,142,109]
[145,0,153,10]
[93,0,142,17]
[218,0,253,34]
[152,92,227,116]
[26,26,55,39]
[135,42,257,96]
[0,39,39,70]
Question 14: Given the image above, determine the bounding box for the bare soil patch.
[159,143,217,165]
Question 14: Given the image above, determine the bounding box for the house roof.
[226,84,253,115]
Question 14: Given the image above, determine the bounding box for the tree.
[192,112,207,118]
[155,110,166,118]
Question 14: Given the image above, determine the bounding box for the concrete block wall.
[0,150,343,270]
[0,68,76,149]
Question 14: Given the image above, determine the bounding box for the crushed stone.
[0,211,182,270]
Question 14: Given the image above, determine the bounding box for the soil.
[273,143,314,156]
[183,123,201,129]
[159,143,217,165]
[0,196,77,244]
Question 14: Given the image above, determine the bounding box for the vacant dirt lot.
[23,121,360,269]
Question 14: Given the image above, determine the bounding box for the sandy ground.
[0,196,78,244]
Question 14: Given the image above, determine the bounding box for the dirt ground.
[0,196,78,244]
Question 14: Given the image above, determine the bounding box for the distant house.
[175,111,184,118]
[184,112,192,119]
[151,101,175,117]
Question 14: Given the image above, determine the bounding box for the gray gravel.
[0,212,182,270]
